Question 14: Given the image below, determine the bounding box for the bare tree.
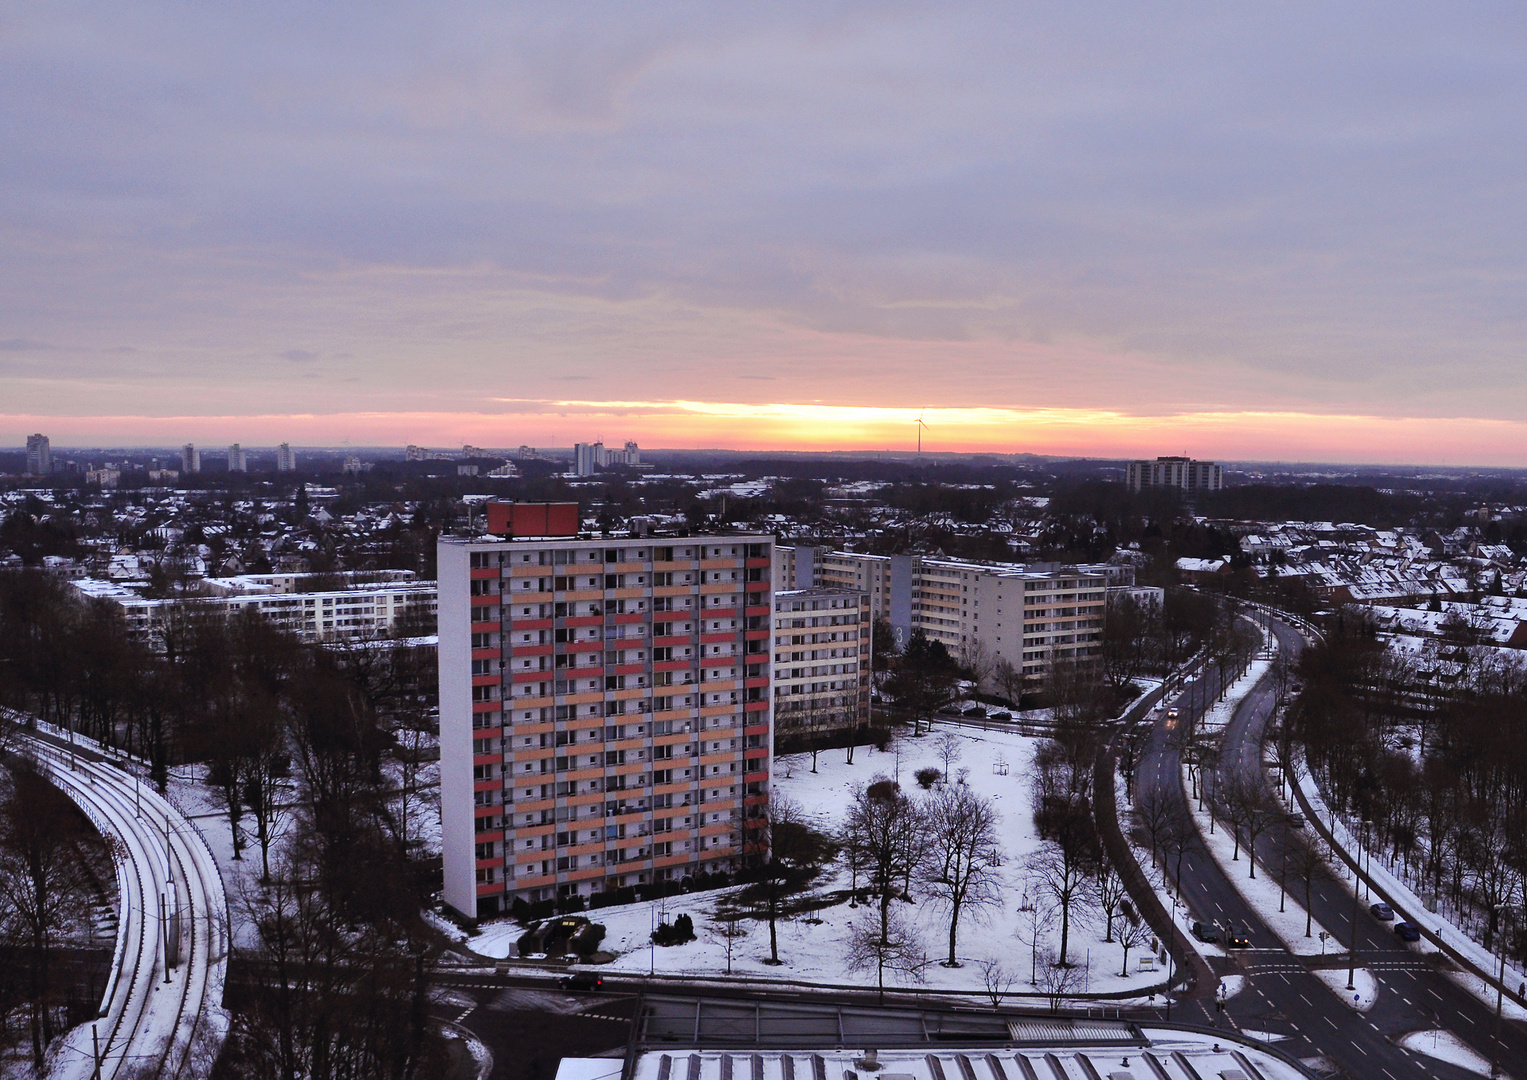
[921,784,1002,966]
[959,638,996,694]
[1034,949,1084,1012]
[0,766,100,1069]
[1013,885,1058,984]
[745,794,832,965]
[841,779,925,947]
[1132,786,1175,870]
[1094,861,1126,943]
[934,728,963,783]
[1116,912,1153,977]
[994,657,1025,707]
[1283,831,1326,937]
[1223,772,1280,877]
[978,957,1018,1010]
[706,908,749,975]
[846,906,925,998]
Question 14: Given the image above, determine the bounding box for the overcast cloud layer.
[4,4,1527,459]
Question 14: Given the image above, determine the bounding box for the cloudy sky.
[5,4,1527,462]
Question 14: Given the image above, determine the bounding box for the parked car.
[1394,921,1422,942]
[560,972,603,992]
[1369,902,1394,921]
[1226,930,1252,949]
[1190,921,1219,943]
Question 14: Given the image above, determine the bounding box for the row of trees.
[1292,618,1527,958]
[0,569,446,1078]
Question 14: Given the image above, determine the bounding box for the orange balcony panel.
[473,701,502,714]
[655,853,694,869]
[471,567,500,580]
[477,883,505,897]
[474,780,500,793]
[472,620,500,634]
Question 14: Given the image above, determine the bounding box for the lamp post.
[1348,818,1370,992]
[1490,906,1512,1079]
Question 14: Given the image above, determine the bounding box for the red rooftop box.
[486,501,579,537]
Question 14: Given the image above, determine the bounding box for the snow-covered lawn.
[1195,655,1272,735]
[1397,1029,1497,1076]
[1313,966,1376,1011]
[1183,766,1332,955]
[472,726,1171,999]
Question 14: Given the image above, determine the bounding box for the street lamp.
[1348,818,1370,992]
[1491,906,1513,1079]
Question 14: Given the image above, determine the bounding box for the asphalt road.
[1132,615,1527,1078]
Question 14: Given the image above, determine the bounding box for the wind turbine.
[915,411,929,454]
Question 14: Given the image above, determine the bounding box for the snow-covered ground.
[471,726,1171,999]
[1184,766,1332,956]
[1196,656,1273,735]
[1313,966,1376,1011]
[1397,1028,1497,1076]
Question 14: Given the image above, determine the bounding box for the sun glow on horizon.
[5,399,1527,467]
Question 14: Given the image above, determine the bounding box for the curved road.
[1132,615,1527,1078]
[15,724,228,1079]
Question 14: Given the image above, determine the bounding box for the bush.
[867,778,901,800]
[589,886,638,910]
[651,913,697,947]
[915,767,941,789]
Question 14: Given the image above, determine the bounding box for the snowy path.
[17,726,229,1080]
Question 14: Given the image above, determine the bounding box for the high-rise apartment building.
[181,444,201,474]
[437,502,774,917]
[772,588,871,743]
[276,443,297,472]
[25,434,51,477]
[1126,456,1222,494]
[228,443,247,472]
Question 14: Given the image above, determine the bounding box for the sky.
[5,4,1527,464]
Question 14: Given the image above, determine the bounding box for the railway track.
[11,726,228,1079]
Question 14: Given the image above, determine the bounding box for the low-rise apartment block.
[772,588,871,744]
[437,502,773,917]
[805,549,1108,688]
[71,571,436,648]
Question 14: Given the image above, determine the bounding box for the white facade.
[815,549,1107,688]
[772,588,871,741]
[181,444,201,474]
[228,444,247,472]
[71,572,436,648]
[1126,456,1222,493]
[276,443,297,472]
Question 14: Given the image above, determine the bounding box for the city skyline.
[6,6,1527,464]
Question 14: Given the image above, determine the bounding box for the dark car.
[560,972,603,992]
[1226,930,1252,949]
[1370,902,1395,921]
[1190,921,1219,943]
[1394,921,1422,943]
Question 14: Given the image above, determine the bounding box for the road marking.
[1353,1043,1367,1056]
[1300,994,1313,1006]
[1427,988,1442,1000]
[1325,1017,1337,1029]
[1458,1011,1475,1025]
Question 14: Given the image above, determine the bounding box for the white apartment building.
[772,588,871,743]
[276,443,297,472]
[437,503,773,917]
[228,444,248,472]
[71,571,436,648]
[181,444,201,474]
[1126,456,1222,494]
[811,549,1108,687]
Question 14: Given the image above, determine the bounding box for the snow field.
[475,727,1171,999]
[1397,1028,1501,1077]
